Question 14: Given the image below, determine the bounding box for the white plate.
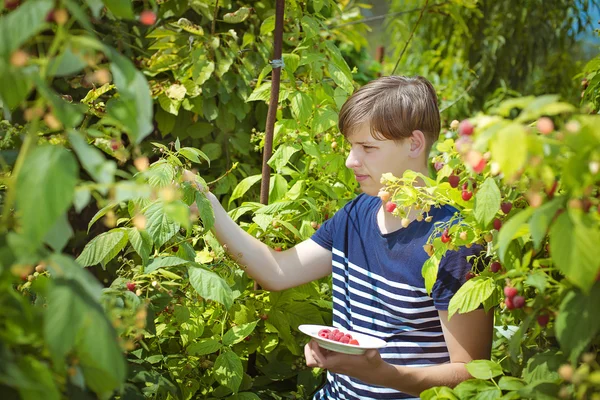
[298,324,387,355]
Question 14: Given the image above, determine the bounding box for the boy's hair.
[338,75,441,158]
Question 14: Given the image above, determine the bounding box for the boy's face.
[344,122,415,196]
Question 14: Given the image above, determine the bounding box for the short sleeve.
[431,244,486,310]
[310,214,336,250]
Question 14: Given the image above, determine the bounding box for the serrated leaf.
[327,62,354,94]
[214,351,243,393]
[229,174,261,204]
[549,212,600,293]
[16,146,78,250]
[146,160,176,188]
[187,339,222,356]
[0,0,53,58]
[195,191,215,234]
[87,203,116,233]
[145,256,190,274]
[529,198,562,250]
[69,131,116,185]
[179,147,210,165]
[222,321,259,346]
[188,265,233,309]
[465,360,503,380]
[289,92,313,122]
[103,0,134,19]
[76,229,128,268]
[491,123,527,180]
[128,228,152,265]
[144,202,180,248]
[497,208,534,264]
[556,284,600,363]
[223,7,251,23]
[268,144,301,173]
[448,277,495,319]
[473,178,501,227]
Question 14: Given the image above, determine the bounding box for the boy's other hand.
[304,339,390,384]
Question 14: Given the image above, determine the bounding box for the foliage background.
[0,0,599,399]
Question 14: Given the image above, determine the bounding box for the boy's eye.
[363,145,375,150]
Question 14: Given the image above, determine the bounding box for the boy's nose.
[345,149,361,169]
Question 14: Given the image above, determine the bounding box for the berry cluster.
[318,328,360,345]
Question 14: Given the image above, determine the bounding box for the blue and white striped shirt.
[310,194,481,399]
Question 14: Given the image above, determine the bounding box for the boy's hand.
[304,339,390,384]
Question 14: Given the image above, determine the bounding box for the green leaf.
[84,0,104,18]
[269,175,288,204]
[31,74,85,128]
[146,160,175,188]
[420,386,459,400]
[76,229,128,268]
[555,284,600,364]
[44,279,86,365]
[144,201,181,248]
[491,123,527,180]
[16,146,78,250]
[529,198,562,250]
[0,0,53,58]
[229,174,262,204]
[128,228,152,265]
[465,360,503,380]
[327,62,354,94]
[179,147,210,165]
[68,131,116,184]
[87,203,116,233]
[521,350,563,384]
[268,144,301,173]
[247,82,272,102]
[550,211,600,292]
[222,321,259,346]
[195,191,215,234]
[312,107,338,132]
[187,339,222,356]
[214,351,243,393]
[448,277,495,319]
[473,178,501,227]
[260,15,275,35]
[103,0,134,19]
[283,53,301,75]
[422,244,445,294]
[498,376,525,391]
[289,92,313,122]
[188,265,233,309]
[301,16,320,39]
[174,17,204,35]
[284,301,324,328]
[223,7,251,23]
[108,49,153,143]
[454,380,501,400]
[44,212,73,252]
[524,271,548,293]
[47,46,87,77]
[15,356,61,400]
[0,60,32,110]
[497,208,534,264]
[145,256,190,274]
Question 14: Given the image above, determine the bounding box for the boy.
[205,76,493,399]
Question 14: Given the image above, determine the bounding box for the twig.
[331,1,450,29]
[391,0,430,75]
[439,78,478,113]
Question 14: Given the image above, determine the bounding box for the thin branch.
[391,0,431,76]
[330,1,450,29]
[439,78,478,113]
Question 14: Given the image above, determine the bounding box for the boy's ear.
[409,130,426,158]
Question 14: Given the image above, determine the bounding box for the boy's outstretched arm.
[206,192,333,291]
[305,308,494,397]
